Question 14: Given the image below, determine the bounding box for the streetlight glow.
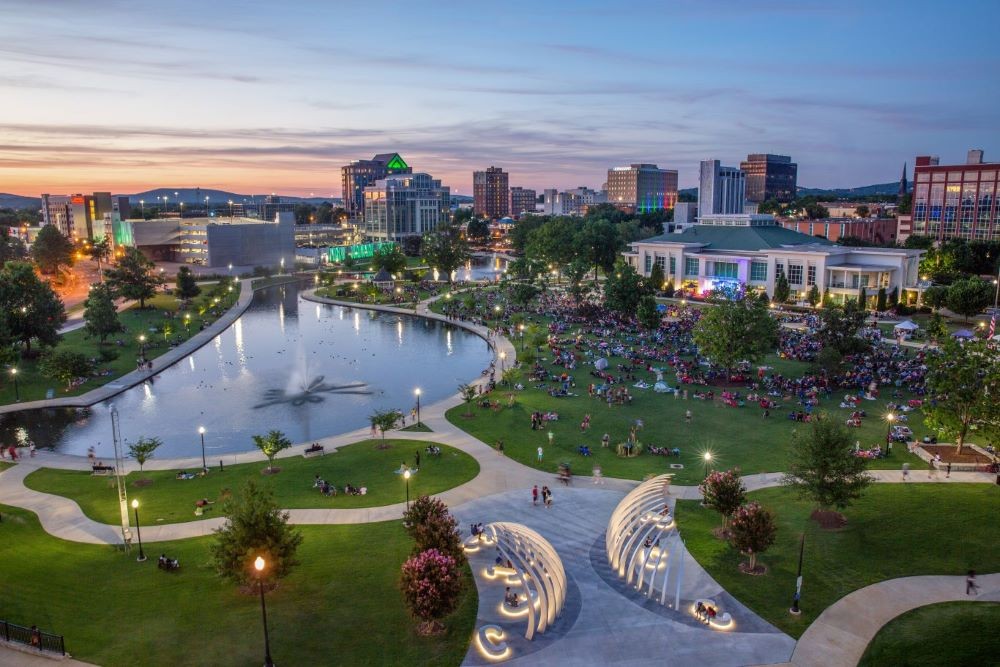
[132,498,138,509]
[255,556,265,572]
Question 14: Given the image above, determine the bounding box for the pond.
[1,283,492,459]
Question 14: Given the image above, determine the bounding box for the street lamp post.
[519,324,525,351]
[414,388,421,426]
[885,412,895,447]
[138,334,146,361]
[790,533,805,615]
[403,469,411,509]
[131,499,146,562]
[198,426,207,474]
[254,557,275,667]
[10,368,19,402]
[703,452,713,480]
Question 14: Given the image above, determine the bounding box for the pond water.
[1,283,492,459]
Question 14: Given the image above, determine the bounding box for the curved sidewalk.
[775,573,1000,667]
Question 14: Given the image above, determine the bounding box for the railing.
[0,619,65,656]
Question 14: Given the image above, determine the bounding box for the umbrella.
[595,358,609,371]
[952,329,974,339]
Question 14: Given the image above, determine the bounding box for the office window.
[644,254,653,273]
[807,265,816,286]
[775,261,785,278]
[684,257,699,277]
[788,264,803,285]
[655,255,666,272]
[712,261,738,279]
[750,261,767,282]
[669,256,676,275]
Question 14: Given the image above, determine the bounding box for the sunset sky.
[2,0,998,198]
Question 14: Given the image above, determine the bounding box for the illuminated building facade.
[341,153,412,218]
[606,163,678,213]
[473,166,509,219]
[363,172,450,241]
[908,150,999,241]
[740,154,797,203]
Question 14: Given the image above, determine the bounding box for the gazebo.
[952,329,974,340]
[893,320,920,338]
[370,267,395,288]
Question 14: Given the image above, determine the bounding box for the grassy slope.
[677,484,1000,638]
[0,504,476,666]
[445,356,927,484]
[24,440,478,525]
[858,602,1000,666]
[1,286,238,405]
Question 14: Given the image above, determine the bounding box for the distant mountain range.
[0,189,341,211]
[679,181,903,201]
[0,193,42,209]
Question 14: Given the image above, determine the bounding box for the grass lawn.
[315,281,438,308]
[677,484,1000,638]
[0,504,476,666]
[0,461,12,473]
[445,357,928,484]
[24,439,478,525]
[858,601,1000,666]
[0,285,239,406]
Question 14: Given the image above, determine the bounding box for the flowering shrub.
[728,501,777,571]
[400,548,464,623]
[699,468,747,529]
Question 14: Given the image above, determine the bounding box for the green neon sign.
[385,154,408,171]
[326,241,397,263]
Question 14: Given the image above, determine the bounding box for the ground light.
[131,499,146,562]
[198,426,207,473]
[414,387,421,426]
[10,367,19,402]
[703,452,713,479]
[885,412,896,447]
[254,556,275,667]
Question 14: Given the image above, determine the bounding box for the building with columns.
[623,217,923,305]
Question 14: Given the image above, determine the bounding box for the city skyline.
[2,0,999,197]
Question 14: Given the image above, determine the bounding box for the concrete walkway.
[773,573,1000,667]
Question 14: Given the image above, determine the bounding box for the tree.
[782,414,873,517]
[807,284,820,307]
[0,261,66,356]
[854,205,870,218]
[728,502,777,572]
[401,495,465,564]
[174,266,201,301]
[211,479,303,586]
[400,549,464,634]
[575,218,621,277]
[922,338,1000,454]
[699,468,747,531]
[876,287,887,311]
[252,430,292,473]
[422,224,469,283]
[508,282,539,309]
[821,287,831,308]
[371,244,407,276]
[922,285,948,311]
[87,237,112,281]
[649,262,666,292]
[0,226,27,263]
[663,280,675,298]
[369,408,402,446]
[945,278,992,322]
[128,437,162,471]
[30,224,74,276]
[563,257,591,304]
[106,247,163,308]
[458,383,478,417]
[926,312,948,342]
[692,291,779,378]
[897,192,912,215]
[603,261,650,315]
[39,350,92,389]
[773,272,790,303]
[815,346,843,374]
[509,215,545,253]
[858,286,868,311]
[83,282,124,344]
[804,202,829,219]
[887,286,898,308]
[636,295,661,330]
[818,299,868,355]
[466,218,490,243]
[525,218,577,269]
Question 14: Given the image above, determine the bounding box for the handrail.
[0,619,65,655]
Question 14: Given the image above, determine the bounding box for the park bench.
[91,465,115,476]
[475,625,508,659]
[693,598,733,630]
[303,444,325,458]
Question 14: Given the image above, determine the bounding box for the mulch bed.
[739,561,768,576]
[919,445,992,465]
[261,466,282,475]
[711,527,731,541]
[811,509,848,529]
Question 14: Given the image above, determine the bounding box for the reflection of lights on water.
[278,301,285,335]
[315,305,321,321]
[188,356,196,371]
[397,319,403,346]
[353,311,360,332]
[142,382,155,405]
[446,329,453,354]
[234,318,245,360]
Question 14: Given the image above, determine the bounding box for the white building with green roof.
[624,217,923,305]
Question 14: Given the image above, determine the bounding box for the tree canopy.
[922,338,1000,453]
[817,299,868,355]
[603,261,650,315]
[0,261,66,356]
[174,266,201,301]
[421,224,469,283]
[105,248,163,308]
[83,282,124,344]
[370,244,407,276]
[782,414,873,513]
[30,224,75,276]
[692,289,779,375]
[945,278,992,322]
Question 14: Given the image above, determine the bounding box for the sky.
[1,0,999,198]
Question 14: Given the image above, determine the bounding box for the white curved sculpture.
[605,474,685,608]
[485,521,567,640]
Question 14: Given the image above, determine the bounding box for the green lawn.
[0,461,13,473]
[858,602,1000,666]
[677,484,1000,638]
[1,285,239,406]
[0,504,476,666]
[446,359,927,484]
[24,440,479,525]
[315,281,438,308]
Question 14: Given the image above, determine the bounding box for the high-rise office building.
[606,163,678,213]
[698,160,746,217]
[508,187,537,218]
[363,172,451,242]
[41,192,129,240]
[473,166,510,219]
[341,153,411,218]
[740,154,797,203]
[907,150,999,241]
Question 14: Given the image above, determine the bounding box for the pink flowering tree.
[400,548,464,634]
[699,468,747,532]
[728,501,777,573]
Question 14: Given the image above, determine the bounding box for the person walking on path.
[902,462,910,481]
[967,570,981,595]
[532,485,539,506]
[496,439,505,456]
[946,461,952,478]
[543,486,552,508]
[592,464,604,484]
[415,450,420,468]
[537,446,543,462]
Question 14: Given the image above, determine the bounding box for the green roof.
[644,225,833,252]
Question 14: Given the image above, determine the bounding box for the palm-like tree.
[89,237,112,282]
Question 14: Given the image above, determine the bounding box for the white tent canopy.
[893,320,920,331]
